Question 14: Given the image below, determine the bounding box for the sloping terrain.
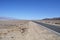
[37,19,60,26]
[0,20,60,40]
[40,17,60,26]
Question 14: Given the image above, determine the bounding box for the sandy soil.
[0,20,60,40]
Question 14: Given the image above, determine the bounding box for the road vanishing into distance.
[32,21,60,33]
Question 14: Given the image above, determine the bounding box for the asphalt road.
[32,21,60,33]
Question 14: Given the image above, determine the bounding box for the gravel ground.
[0,21,60,40]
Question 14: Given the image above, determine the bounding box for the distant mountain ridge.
[0,17,17,20]
[43,17,60,20]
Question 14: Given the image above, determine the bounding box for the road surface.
[32,21,60,33]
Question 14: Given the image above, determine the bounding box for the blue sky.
[0,0,60,20]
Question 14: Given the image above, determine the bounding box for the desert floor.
[0,20,60,40]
